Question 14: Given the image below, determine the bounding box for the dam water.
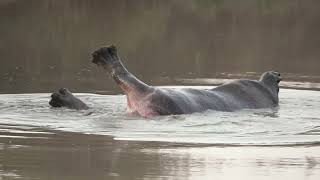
[1,0,320,179]
[1,87,319,146]
[0,85,320,179]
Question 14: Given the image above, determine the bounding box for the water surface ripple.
[0,87,319,146]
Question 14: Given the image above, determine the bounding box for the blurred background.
[1,0,320,94]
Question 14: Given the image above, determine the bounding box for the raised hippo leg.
[92,46,151,94]
[91,45,155,116]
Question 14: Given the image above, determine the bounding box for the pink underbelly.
[126,96,158,118]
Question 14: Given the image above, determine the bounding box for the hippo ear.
[59,88,68,95]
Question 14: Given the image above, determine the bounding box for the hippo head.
[260,71,282,84]
[49,88,88,110]
[49,88,74,108]
[259,71,282,94]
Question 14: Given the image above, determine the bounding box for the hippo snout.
[51,92,60,99]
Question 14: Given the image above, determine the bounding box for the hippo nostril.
[92,52,99,58]
[272,71,280,76]
[59,88,67,95]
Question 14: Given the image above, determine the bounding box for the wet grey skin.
[92,45,281,117]
[49,88,89,110]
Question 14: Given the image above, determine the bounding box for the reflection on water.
[1,0,320,93]
[0,128,320,180]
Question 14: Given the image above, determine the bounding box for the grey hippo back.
[150,71,281,115]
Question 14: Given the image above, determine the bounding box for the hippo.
[49,88,89,110]
[91,45,281,118]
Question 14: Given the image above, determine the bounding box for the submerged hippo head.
[49,88,89,110]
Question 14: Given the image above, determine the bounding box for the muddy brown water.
[1,1,320,179]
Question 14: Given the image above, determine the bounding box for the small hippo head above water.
[49,88,89,110]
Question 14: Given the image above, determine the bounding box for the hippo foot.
[91,45,119,66]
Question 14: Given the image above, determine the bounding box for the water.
[0,86,320,179]
[1,0,320,179]
[0,87,320,146]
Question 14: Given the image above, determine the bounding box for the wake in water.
[0,87,319,146]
